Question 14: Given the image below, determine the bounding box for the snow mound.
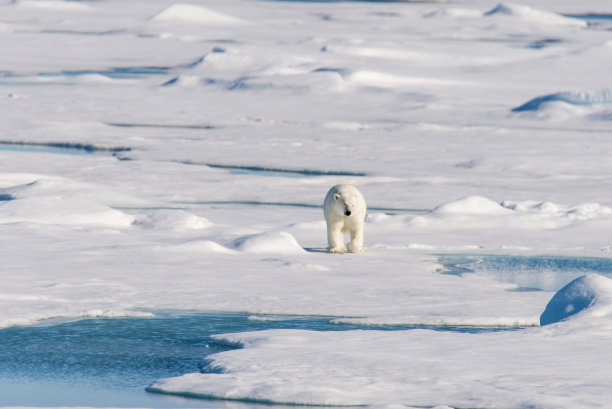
[167,240,236,254]
[502,200,612,221]
[151,4,244,26]
[485,3,587,27]
[418,197,612,231]
[513,89,612,112]
[431,196,512,216]
[424,8,484,19]
[136,210,213,231]
[234,232,306,255]
[540,274,612,325]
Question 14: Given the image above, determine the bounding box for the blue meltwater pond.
[0,312,501,408]
[440,254,612,292]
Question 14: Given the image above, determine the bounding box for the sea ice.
[2,0,612,407]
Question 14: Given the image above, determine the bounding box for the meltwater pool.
[0,311,501,408]
[440,254,612,292]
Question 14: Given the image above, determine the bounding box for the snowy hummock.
[150,4,245,26]
[2,0,612,408]
[540,273,612,326]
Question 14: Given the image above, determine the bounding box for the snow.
[2,0,612,407]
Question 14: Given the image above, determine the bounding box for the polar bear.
[323,184,367,254]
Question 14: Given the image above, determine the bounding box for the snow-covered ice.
[2,0,612,407]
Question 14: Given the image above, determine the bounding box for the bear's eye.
[334,194,340,200]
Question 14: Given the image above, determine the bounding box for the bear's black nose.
[345,210,351,216]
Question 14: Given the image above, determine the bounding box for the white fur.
[323,184,367,254]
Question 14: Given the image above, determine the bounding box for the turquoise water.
[0,312,505,407]
[440,254,612,292]
[0,142,129,156]
[564,14,612,21]
[0,67,168,87]
[0,143,94,156]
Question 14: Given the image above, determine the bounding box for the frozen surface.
[2,0,612,407]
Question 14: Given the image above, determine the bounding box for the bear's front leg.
[327,222,345,254]
[347,226,364,253]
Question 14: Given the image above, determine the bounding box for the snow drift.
[430,195,512,216]
[233,231,306,255]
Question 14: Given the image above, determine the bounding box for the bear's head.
[333,192,357,217]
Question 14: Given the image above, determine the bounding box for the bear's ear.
[334,193,340,200]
